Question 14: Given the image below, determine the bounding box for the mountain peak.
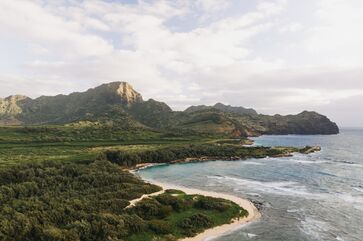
[92,81,143,104]
[0,95,29,116]
[4,95,29,102]
[116,82,143,103]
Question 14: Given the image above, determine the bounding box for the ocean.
[137,128,363,241]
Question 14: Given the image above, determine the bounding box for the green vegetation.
[127,191,246,240]
[104,144,298,167]
[0,124,301,169]
[0,125,216,167]
[0,160,246,241]
[0,124,257,240]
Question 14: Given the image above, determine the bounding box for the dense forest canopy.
[103,144,299,167]
[0,160,246,241]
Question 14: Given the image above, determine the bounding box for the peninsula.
[0,82,337,241]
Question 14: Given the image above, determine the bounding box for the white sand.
[143,179,261,241]
[125,189,165,209]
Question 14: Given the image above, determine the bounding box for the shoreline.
[130,145,321,170]
[129,148,319,240]
[141,177,261,241]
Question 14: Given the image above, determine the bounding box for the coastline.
[130,145,321,170]
[141,177,261,241]
[127,146,321,240]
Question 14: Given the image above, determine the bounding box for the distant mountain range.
[0,82,339,136]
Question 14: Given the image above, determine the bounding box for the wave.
[300,217,350,241]
[334,193,363,205]
[353,187,363,193]
[287,208,303,213]
[208,175,326,199]
[335,162,363,167]
[299,217,332,241]
[270,155,362,167]
[273,157,331,165]
[240,161,265,165]
[208,176,363,205]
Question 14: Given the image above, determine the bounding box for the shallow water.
[138,129,363,241]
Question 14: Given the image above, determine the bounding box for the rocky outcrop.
[91,82,143,105]
[0,95,29,116]
[299,146,321,154]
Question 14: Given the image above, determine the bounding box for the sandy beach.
[142,178,261,241]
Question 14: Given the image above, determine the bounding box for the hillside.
[0,81,339,136]
[185,103,258,116]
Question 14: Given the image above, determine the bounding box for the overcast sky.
[1,0,363,127]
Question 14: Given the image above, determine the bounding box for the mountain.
[0,81,339,136]
[0,82,145,126]
[185,103,258,116]
[258,111,340,135]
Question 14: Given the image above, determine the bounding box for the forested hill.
[185,102,258,116]
[0,81,339,136]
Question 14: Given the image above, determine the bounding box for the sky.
[0,0,363,127]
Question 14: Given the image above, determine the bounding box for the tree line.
[103,144,290,167]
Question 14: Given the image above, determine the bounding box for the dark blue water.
[138,129,363,241]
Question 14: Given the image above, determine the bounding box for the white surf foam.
[208,175,325,199]
[240,161,265,165]
[353,187,363,193]
[209,175,363,206]
[300,217,331,241]
[274,157,330,165]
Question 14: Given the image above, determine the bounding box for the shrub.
[149,220,171,234]
[131,198,171,220]
[123,214,147,233]
[178,213,213,236]
[155,194,185,211]
[194,196,229,212]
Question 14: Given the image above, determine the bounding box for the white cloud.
[0,1,113,57]
[196,0,230,12]
[306,0,363,66]
[0,0,362,126]
[279,22,302,32]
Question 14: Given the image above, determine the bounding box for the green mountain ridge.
[0,81,339,136]
[185,102,258,116]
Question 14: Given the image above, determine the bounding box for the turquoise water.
[138,129,363,241]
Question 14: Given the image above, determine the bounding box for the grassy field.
[0,124,300,168]
[0,125,225,167]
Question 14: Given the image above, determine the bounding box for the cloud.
[0,74,77,97]
[0,1,113,57]
[0,0,362,126]
[279,22,302,32]
[306,0,363,66]
[196,0,231,12]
